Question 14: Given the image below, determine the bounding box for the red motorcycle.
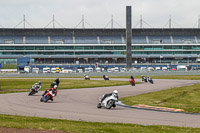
[40,89,57,103]
[129,79,135,86]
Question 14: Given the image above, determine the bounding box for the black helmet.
[38,81,41,85]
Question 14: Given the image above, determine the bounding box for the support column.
[126,6,132,70]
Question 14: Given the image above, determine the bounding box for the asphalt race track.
[0,79,200,127]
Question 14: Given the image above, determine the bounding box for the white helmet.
[54,85,58,89]
[113,90,118,94]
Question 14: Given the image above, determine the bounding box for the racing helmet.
[38,81,41,85]
[54,85,58,89]
[113,90,118,95]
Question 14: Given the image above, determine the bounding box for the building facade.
[0,28,200,65]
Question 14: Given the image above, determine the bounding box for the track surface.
[0,79,200,127]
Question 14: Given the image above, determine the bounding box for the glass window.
[65,52,74,55]
[84,46,93,50]
[114,46,124,50]
[45,46,55,50]
[75,46,84,50]
[183,46,192,49]
[66,46,74,50]
[0,47,4,50]
[104,46,113,50]
[25,52,37,55]
[133,46,143,50]
[25,46,34,50]
[15,46,24,50]
[5,46,14,50]
[3,52,12,55]
[172,46,182,49]
[94,46,103,50]
[55,46,65,50]
[55,52,65,55]
[35,46,44,50]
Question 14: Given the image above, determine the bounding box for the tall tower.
[126,6,132,70]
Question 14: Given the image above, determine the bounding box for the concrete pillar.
[126,6,132,70]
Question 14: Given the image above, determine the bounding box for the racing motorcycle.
[103,75,109,80]
[148,77,154,84]
[84,75,90,80]
[40,90,56,103]
[28,85,38,96]
[142,76,147,82]
[97,93,118,109]
[129,78,135,86]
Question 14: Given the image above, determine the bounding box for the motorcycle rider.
[142,75,147,82]
[43,85,58,101]
[84,74,90,80]
[130,75,134,80]
[100,90,118,106]
[32,81,42,93]
[50,78,60,88]
[42,78,59,96]
[103,75,109,80]
[147,76,153,82]
[129,76,135,85]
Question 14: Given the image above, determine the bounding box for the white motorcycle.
[28,85,38,96]
[97,93,118,109]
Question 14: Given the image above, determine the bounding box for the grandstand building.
[0,28,200,65]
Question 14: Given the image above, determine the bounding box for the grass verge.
[1,64,17,69]
[0,79,133,94]
[120,83,200,113]
[0,114,200,133]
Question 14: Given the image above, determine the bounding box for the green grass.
[0,114,199,133]
[120,83,200,113]
[0,78,132,93]
[1,64,17,69]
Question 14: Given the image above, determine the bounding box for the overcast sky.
[0,0,200,28]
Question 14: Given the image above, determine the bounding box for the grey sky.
[0,0,200,28]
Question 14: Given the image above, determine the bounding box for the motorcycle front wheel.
[28,90,34,96]
[106,100,114,109]
[44,95,51,103]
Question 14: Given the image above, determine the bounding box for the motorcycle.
[103,75,109,80]
[28,85,38,96]
[97,93,118,109]
[129,79,135,86]
[142,76,147,82]
[40,90,56,103]
[84,75,90,80]
[148,78,154,84]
